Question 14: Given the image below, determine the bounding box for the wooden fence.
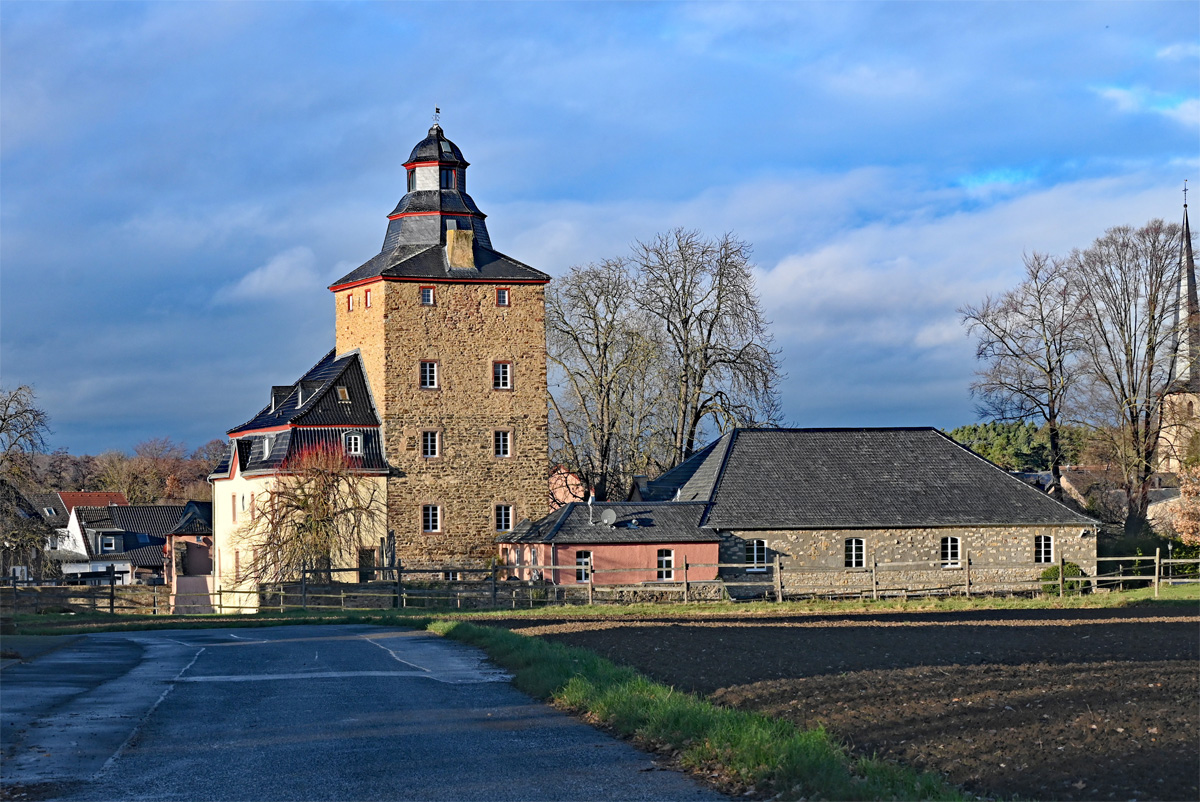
[3,551,1196,616]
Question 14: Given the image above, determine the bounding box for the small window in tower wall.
[440,168,455,189]
[407,170,416,192]
[494,430,511,458]
[422,505,440,532]
[495,504,513,532]
[496,288,510,307]
[420,361,438,389]
[493,362,512,390]
[364,289,372,308]
[347,293,354,312]
[422,430,439,458]
[421,287,435,306]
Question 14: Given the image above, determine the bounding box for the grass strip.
[427,619,965,801]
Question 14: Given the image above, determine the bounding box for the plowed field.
[489,607,1199,801]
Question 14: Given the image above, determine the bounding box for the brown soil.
[487,607,1200,801]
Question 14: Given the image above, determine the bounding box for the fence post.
[683,559,690,603]
[1058,554,1064,598]
[107,564,116,614]
[871,555,878,600]
[1154,547,1161,598]
[965,550,972,598]
[773,555,783,602]
[153,584,158,615]
[278,584,284,613]
[490,563,497,609]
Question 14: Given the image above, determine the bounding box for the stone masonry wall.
[336,278,549,567]
[719,525,1098,597]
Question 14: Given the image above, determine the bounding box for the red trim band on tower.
[387,210,478,221]
[329,275,550,292]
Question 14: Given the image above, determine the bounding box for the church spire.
[1172,182,1199,390]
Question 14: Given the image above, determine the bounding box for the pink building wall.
[499,541,719,584]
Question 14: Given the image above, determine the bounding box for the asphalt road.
[1,625,723,801]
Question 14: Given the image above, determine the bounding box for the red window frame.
[420,286,436,306]
[364,288,372,308]
[496,287,511,307]
[346,293,354,312]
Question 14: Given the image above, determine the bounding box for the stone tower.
[329,123,551,566]
[1158,196,1198,473]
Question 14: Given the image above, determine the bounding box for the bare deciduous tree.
[0,386,51,481]
[634,229,783,464]
[233,445,385,584]
[960,253,1084,498]
[547,259,671,501]
[1071,219,1184,536]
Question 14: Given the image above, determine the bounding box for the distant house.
[62,503,186,585]
[30,491,128,566]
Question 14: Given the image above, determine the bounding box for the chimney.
[446,228,475,269]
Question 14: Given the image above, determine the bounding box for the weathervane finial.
[1185,179,1189,208]
[433,107,441,126]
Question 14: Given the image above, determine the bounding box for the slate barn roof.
[501,502,717,545]
[638,428,1097,530]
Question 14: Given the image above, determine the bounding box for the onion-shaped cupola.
[381,123,492,252]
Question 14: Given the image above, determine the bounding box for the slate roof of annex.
[228,350,380,435]
[31,493,68,524]
[639,428,1097,530]
[330,242,550,288]
[74,506,118,529]
[500,502,718,545]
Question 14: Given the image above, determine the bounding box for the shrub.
[1040,561,1087,594]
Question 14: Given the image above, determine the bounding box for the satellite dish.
[599,509,617,527]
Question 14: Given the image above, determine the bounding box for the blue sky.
[2,1,1197,455]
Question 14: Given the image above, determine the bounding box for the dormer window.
[407,169,416,192]
[440,167,456,189]
[261,436,274,460]
[336,386,350,402]
[345,432,364,456]
[44,507,57,518]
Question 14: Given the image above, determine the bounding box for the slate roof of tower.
[1167,202,1199,394]
[405,124,468,166]
[228,350,380,434]
[636,428,1097,530]
[501,502,717,545]
[330,243,550,287]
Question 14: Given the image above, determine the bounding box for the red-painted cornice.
[330,275,549,292]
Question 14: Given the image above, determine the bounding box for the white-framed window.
[657,548,674,581]
[44,507,57,518]
[1034,535,1054,564]
[422,505,440,532]
[345,432,364,456]
[421,430,439,458]
[442,570,460,581]
[493,430,511,458]
[419,361,438,389]
[420,286,435,306]
[493,361,512,390]
[364,289,372,308]
[845,538,865,568]
[495,504,513,532]
[576,550,592,582]
[496,288,510,307]
[746,539,767,572]
[941,536,961,568]
[101,535,117,553]
[336,386,350,402]
[262,435,275,459]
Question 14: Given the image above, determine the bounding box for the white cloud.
[1096,86,1200,127]
[1157,43,1200,61]
[215,246,321,303]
